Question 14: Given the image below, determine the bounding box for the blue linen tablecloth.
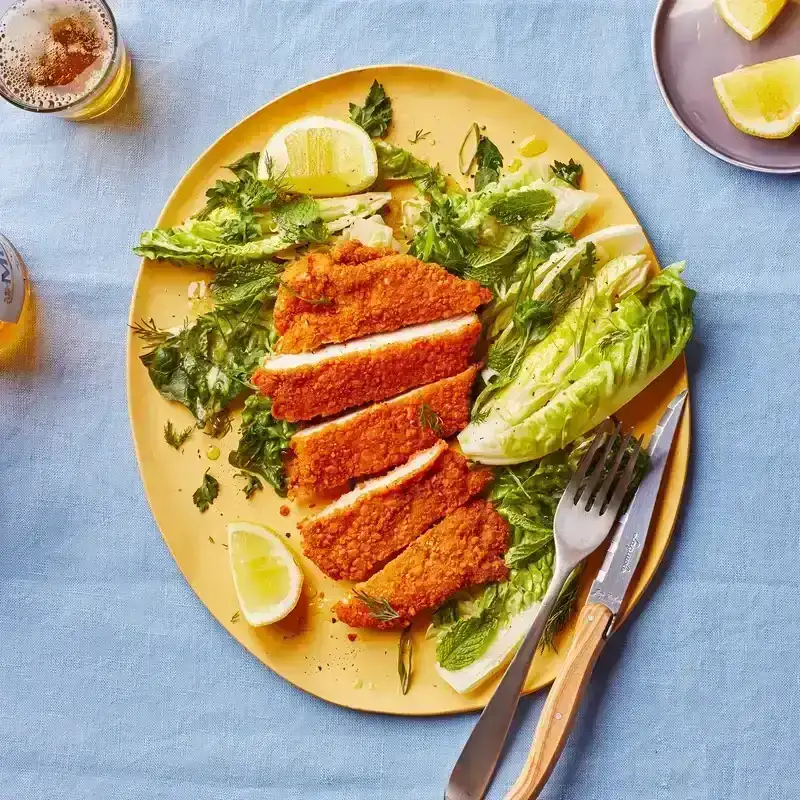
[1,1,799,798]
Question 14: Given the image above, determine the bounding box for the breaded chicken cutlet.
[334,500,510,630]
[288,366,477,490]
[274,241,492,354]
[300,441,492,581]
[253,314,481,422]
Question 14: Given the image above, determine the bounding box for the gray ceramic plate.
[652,0,800,173]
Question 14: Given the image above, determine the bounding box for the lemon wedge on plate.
[715,0,786,41]
[260,116,378,196]
[228,521,303,626]
[713,56,800,139]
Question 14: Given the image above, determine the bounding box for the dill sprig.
[164,420,193,450]
[541,566,583,651]
[353,590,400,623]
[418,401,444,435]
[130,318,171,346]
[408,129,431,144]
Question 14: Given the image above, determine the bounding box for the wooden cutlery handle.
[504,602,613,800]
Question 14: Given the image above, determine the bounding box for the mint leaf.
[436,613,499,671]
[474,136,503,192]
[488,189,555,226]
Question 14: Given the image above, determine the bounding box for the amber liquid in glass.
[0,0,130,119]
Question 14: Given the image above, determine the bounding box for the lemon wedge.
[713,56,800,139]
[715,0,787,41]
[228,521,303,626]
[260,116,378,196]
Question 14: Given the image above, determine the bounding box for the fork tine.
[594,429,634,512]
[582,421,622,510]
[563,428,610,505]
[600,434,644,518]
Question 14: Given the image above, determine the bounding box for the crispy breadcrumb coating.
[333,500,510,630]
[301,444,492,581]
[288,367,477,490]
[253,316,481,422]
[274,241,492,353]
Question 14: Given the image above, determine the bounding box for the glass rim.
[0,0,120,114]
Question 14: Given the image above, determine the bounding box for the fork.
[445,424,643,800]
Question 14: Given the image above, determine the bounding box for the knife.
[504,389,688,800]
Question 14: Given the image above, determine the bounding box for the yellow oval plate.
[127,65,690,716]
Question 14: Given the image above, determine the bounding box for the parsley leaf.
[474,135,503,192]
[551,158,583,188]
[349,80,393,137]
[164,420,193,450]
[193,470,219,512]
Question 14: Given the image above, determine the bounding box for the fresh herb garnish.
[551,158,583,188]
[349,80,392,137]
[408,129,431,144]
[210,260,283,309]
[228,395,296,497]
[353,589,400,623]
[418,401,444,435]
[474,135,503,192]
[436,587,505,671]
[375,141,446,197]
[230,610,241,624]
[398,627,413,695]
[193,469,219,512]
[130,318,171,345]
[464,231,529,290]
[197,152,292,244]
[408,194,477,274]
[541,566,582,650]
[135,301,271,431]
[488,189,556,226]
[237,471,264,499]
[164,420,193,450]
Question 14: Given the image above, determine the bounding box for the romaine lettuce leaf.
[135,193,392,269]
[460,262,694,464]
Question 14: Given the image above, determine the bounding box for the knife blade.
[587,388,688,627]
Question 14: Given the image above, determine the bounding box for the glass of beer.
[0,0,130,120]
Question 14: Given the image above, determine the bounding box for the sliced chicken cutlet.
[253,314,481,422]
[274,240,492,354]
[288,366,477,490]
[300,441,492,581]
[334,500,510,630]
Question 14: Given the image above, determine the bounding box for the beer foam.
[0,0,113,110]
